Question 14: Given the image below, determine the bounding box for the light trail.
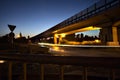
[38,43,120,48]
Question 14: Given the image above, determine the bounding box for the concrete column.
[107,26,119,45]
[54,34,57,44]
[58,35,62,44]
[112,27,118,42]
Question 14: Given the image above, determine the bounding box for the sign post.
[8,24,16,46]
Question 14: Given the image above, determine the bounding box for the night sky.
[0,0,100,38]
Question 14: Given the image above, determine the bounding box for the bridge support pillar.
[58,35,62,44]
[54,34,57,44]
[107,26,119,46]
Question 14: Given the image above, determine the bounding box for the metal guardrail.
[55,0,120,28]
[0,53,120,80]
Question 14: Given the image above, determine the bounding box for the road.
[38,43,120,57]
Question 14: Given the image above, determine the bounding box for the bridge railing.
[0,53,120,80]
[57,0,120,28]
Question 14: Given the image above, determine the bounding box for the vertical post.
[112,27,118,42]
[83,67,87,80]
[119,0,120,6]
[8,24,16,48]
[60,65,64,80]
[108,69,115,80]
[23,63,27,80]
[105,0,107,9]
[54,34,57,44]
[8,62,12,80]
[86,8,88,18]
[40,64,44,80]
[94,3,96,13]
[59,35,62,44]
[111,26,119,45]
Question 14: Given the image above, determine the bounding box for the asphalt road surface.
[48,46,120,57]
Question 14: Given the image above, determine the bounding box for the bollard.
[8,62,12,80]
[109,69,115,80]
[83,66,87,80]
[60,65,64,80]
[40,64,44,80]
[23,63,27,80]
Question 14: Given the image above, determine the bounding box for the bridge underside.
[52,5,120,45]
[31,0,120,46]
[53,5,120,33]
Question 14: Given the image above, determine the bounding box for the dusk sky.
[0,0,100,38]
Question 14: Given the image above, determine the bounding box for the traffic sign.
[8,24,16,32]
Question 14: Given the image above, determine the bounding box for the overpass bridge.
[31,0,120,45]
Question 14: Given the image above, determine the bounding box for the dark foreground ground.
[0,62,120,80]
[0,43,120,80]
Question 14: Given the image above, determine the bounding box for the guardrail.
[0,53,120,80]
[55,0,120,28]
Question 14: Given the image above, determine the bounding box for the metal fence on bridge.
[54,0,120,29]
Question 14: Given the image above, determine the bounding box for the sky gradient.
[0,0,100,38]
